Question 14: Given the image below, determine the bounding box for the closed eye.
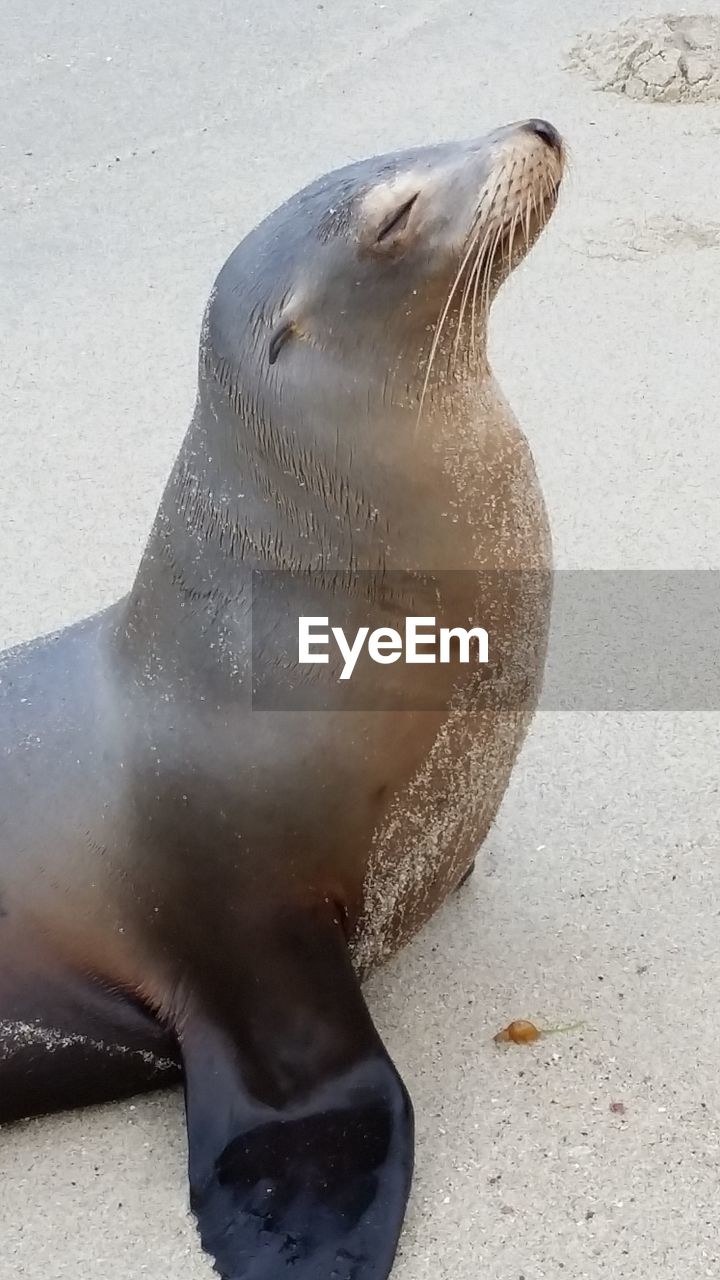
[375,193,419,244]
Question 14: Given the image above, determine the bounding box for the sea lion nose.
[524,118,563,152]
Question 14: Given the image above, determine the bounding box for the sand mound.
[568,14,720,103]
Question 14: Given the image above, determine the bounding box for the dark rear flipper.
[0,966,180,1124]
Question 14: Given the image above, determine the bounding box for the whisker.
[454,183,505,379]
[452,218,486,366]
[464,164,507,365]
[467,245,484,363]
[465,168,509,367]
[523,166,534,253]
[415,211,495,432]
[482,219,505,318]
[469,220,496,359]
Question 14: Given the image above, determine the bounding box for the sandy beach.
[2,0,720,1276]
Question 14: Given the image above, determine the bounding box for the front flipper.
[179,900,414,1280]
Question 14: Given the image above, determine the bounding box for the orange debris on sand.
[493,1020,542,1045]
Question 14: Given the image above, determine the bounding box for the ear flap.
[268,319,295,365]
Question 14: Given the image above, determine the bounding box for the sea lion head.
[126,122,563,663]
[203,119,564,399]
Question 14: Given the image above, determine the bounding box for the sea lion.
[0,118,564,1280]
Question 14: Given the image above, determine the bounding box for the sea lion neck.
[157,352,435,572]
[114,341,503,687]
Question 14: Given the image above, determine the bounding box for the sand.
[2,0,720,1276]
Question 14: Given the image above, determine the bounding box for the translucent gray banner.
[249,571,720,711]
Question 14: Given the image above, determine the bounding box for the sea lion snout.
[522,117,564,154]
